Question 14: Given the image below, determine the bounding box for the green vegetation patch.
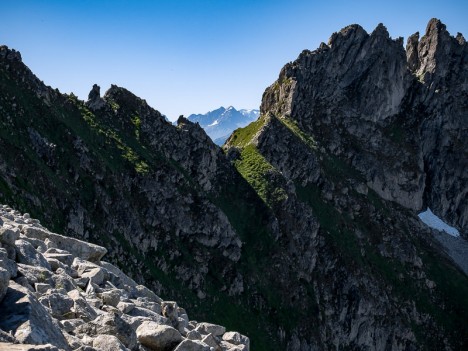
[234,144,287,206]
[227,114,267,148]
[279,116,317,150]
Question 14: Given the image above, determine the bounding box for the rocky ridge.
[1,18,467,350]
[0,204,249,351]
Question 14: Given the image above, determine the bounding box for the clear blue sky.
[1,0,467,120]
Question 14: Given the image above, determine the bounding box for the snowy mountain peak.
[188,106,260,145]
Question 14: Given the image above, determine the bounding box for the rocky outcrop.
[258,18,467,236]
[0,205,249,351]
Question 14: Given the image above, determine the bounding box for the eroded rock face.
[0,206,249,351]
[259,18,467,235]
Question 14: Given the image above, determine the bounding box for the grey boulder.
[136,321,183,350]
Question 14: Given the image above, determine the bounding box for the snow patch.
[418,208,460,237]
[208,119,219,127]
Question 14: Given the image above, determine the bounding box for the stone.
[52,271,78,292]
[136,321,183,351]
[201,334,221,350]
[134,298,162,315]
[92,334,127,351]
[76,313,137,350]
[15,239,51,270]
[186,329,202,341]
[128,306,168,325]
[222,332,249,350]
[195,323,226,337]
[117,301,135,314]
[173,339,210,351]
[0,247,17,277]
[134,285,163,303]
[0,281,69,350]
[100,261,138,289]
[67,289,98,322]
[44,248,74,266]
[60,318,85,333]
[35,282,53,295]
[23,227,107,263]
[0,226,19,245]
[73,258,108,286]
[39,292,75,320]
[17,264,53,286]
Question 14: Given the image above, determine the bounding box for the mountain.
[1,18,468,350]
[188,106,259,145]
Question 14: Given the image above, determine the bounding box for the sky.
[1,0,467,121]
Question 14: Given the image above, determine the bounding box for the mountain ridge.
[1,17,467,350]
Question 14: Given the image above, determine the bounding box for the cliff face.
[1,18,468,351]
[259,18,467,234]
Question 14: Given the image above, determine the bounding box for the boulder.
[67,289,98,322]
[128,306,168,325]
[92,334,128,351]
[0,226,19,245]
[35,282,53,295]
[73,258,108,286]
[51,271,78,292]
[222,332,249,350]
[133,285,163,303]
[0,281,70,350]
[23,227,106,263]
[15,239,51,270]
[0,247,17,277]
[59,318,85,333]
[201,334,221,350]
[186,330,202,341]
[39,292,75,320]
[117,301,135,314]
[100,289,121,307]
[136,321,183,351]
[44,248,74,266]
[100,261,138,289]
[195,323,226,337]
[16,264,53,286]
[173,339,210,351]
[134,298,162,314]
[76,313,137,350]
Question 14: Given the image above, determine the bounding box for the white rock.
[93,334,128,351]
[136,321,183,350]
[23,226,107,262]
[196,323,226,337]
[173,339,211,351]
